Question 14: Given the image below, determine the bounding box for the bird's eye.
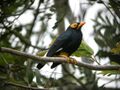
[70,23,78,29]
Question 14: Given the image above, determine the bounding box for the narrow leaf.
[72,40,94,57]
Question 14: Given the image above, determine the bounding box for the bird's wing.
[46,31,72,56]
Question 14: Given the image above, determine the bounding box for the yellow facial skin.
[70,23,78,29]
[70,22,86,30]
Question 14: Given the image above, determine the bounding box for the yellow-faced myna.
[37,22,85,69]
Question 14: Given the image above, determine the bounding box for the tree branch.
[0,47,120,70]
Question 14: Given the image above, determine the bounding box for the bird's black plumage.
[37,22,85,69]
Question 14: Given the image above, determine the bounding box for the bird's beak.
[77,21,86,29]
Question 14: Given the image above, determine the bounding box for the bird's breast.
[62,31,82,55]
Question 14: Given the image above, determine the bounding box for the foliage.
[111,43,120,54]
[72,40,94,57]
[93,0,120,81]
[0,0,120,90]
[93,11,120,64]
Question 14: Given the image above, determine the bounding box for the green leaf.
[7,78,27,86]
[105,16,112,26]
[36,50,47,56]
[72,40,94,57]
[0,73,7,80]
[111,42,120,54]
[25,60,34,84]
[34,69,41,84]
[98,13,107,24]
[99,70,120,76]
[0,54,15,65]
[26,69,34,84]
[94,37,106,48]
[50,5,56,12]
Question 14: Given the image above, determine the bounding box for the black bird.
[37,22,85,69]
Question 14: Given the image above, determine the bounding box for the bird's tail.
[37,63,45,69]
[36,50,47,69]
[51,63,61,69]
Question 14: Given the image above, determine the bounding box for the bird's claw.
[66,58,77,64]
[59,55,77,64]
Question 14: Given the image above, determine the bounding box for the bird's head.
[69,21,85,30]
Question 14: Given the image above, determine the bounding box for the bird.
[37,21,85,69]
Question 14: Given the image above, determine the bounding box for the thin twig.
[100,0,119,24]
[63,66,87,89]
[4,81,48,90]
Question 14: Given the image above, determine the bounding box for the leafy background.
[0,0,120,90]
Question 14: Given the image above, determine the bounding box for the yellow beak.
[77,21,86,29]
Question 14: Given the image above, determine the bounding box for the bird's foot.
[59,55,77,64]
[66,57,77,64]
